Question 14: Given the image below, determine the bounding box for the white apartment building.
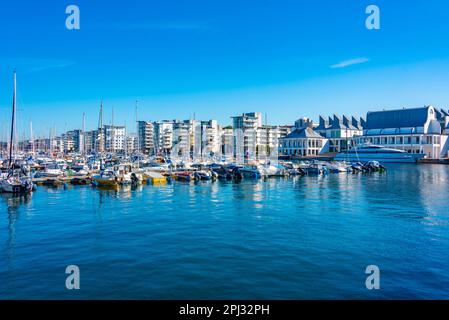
[154,121,174,155]
[231,112,291,160]
[104,125,126,153]
[232,112,262,159]
[315,115,364,153]
[125,135,137,155]
[61,131,75,153]
[220,127,234,159]
[172,120,191,158]
[194,120,220,157]
[83,130,96,154]
[137,121,155,154]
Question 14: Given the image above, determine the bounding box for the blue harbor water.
[1,164,449,299]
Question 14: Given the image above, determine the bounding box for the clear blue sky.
[1,0,449,139]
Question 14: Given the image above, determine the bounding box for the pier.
[32,176,92,186]
[418,158,449,165]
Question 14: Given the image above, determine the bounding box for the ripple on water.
[1,164,449,299]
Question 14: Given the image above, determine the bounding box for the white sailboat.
[0,72,34,194]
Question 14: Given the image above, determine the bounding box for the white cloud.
[0,58,76,73]
[330,57,370,69]
[28,60,76,73]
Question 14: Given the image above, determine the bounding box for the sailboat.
[0,72,34,194]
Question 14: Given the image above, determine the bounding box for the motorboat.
[335,144,425,163]
[326,162,351,173]
[302,162,328,175]
[193,170,214,181]
[259,164,287,177]
[173,171,193,182]
[93,169,119,187]
[238,165,262,179]
[42,163,64,177]
[144,171,167,184]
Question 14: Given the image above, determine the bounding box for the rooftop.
[365,106,432,130]
[283,127,324,139]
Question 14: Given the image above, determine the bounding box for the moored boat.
[173,171,193,182]
[92,169,119,187]
[0,72,34,194]
[335,144,425,163]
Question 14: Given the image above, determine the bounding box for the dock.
[418,159,449,165]
[32,176,92,186]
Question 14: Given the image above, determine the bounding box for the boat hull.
[93,178,119,187]
[334,154,422,163]
[1,181,33,194]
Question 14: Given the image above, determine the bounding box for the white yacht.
[42,163,64,177]
[334,145,425,163]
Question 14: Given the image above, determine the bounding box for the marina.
[1,157,387,193]
[2,0,449,306]
[0,72,447,196]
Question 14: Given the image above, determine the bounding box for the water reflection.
[95,184,145,205]
[1,192,33,212]
[2,165,449,299]
[1,193,33,271]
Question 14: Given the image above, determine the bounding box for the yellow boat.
[93,170,119,187]
[144,171,167,184]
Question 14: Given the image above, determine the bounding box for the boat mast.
[135,100,139,154]
[265,113,269,163]
[111,107,115,154]
[30,121,35,155]
[98,100,104,153]
[8,71,17,168]
[82,112,86,156]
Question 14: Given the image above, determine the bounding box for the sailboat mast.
[98,100,104,153]
[111,107,115,154]
[135,100,139,154]
[30,121,35,154]
[8,71,16,168]
[82,112,86,156]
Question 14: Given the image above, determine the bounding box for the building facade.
[279,125,328,157]
[153,121,174,155]
[104,125,126,153]
[355,105,449,159]
[315,115,364,153]
[137,121,155,154]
